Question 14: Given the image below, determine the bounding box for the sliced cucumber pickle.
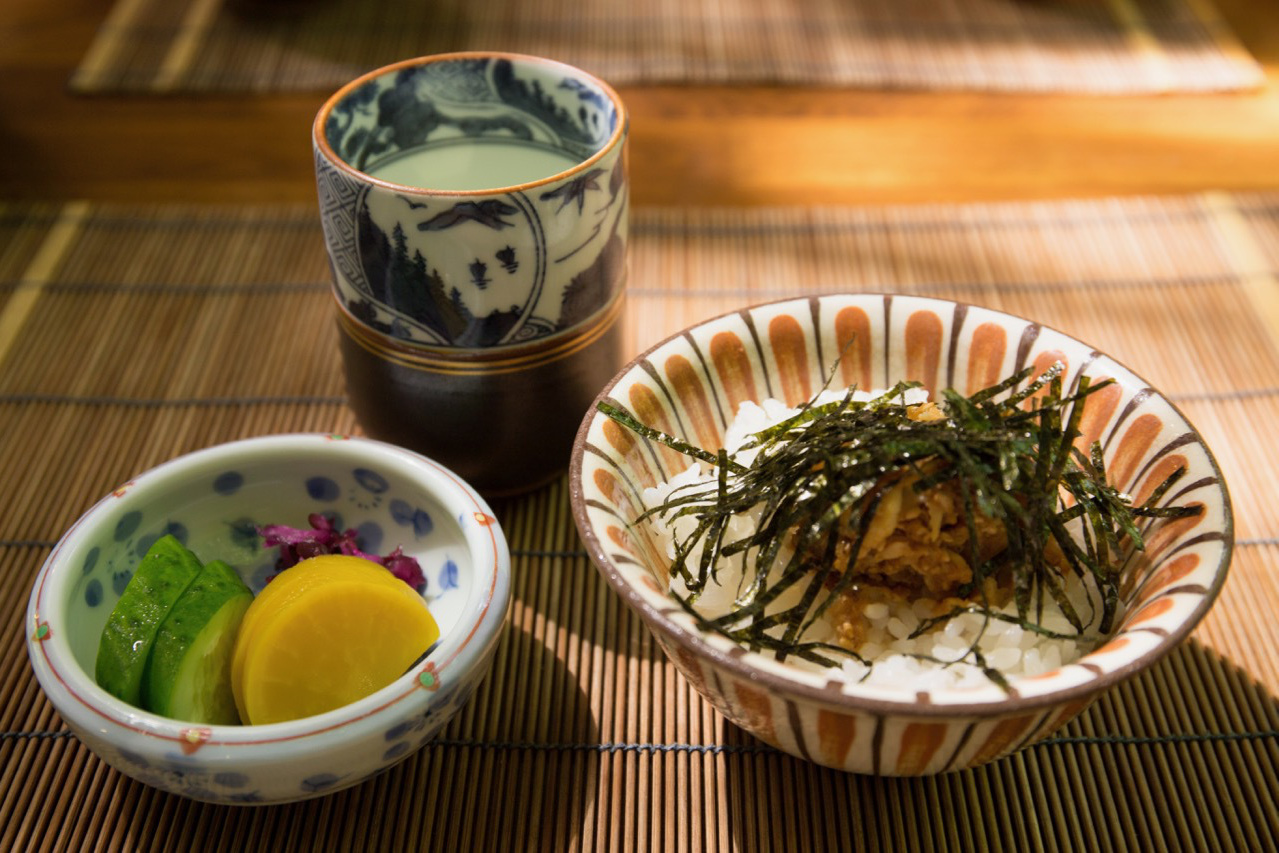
[94,534,203,706]
[144,560,252,724]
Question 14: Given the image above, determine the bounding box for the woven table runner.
[1,196,1277,850]
[71,0,1263,94]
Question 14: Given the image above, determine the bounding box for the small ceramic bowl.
[570,294,1232,775]
[26,434,510,804]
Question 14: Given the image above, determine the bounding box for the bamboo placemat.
[70,0,1263,94]
[1,195,1277,850]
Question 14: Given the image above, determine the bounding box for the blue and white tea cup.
[314,52,628,495]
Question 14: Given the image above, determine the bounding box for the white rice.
[643,390,1097,690]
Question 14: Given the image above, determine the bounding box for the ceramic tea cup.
[314,52,628,496]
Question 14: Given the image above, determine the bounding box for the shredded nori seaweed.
[600,364,1200,688]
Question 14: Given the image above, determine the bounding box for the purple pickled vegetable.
[259,514,426,593]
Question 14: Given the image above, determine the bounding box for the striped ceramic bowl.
[569,294,1232,775]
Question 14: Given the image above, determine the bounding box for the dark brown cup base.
[338,314,625,497]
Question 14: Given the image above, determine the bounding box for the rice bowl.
[570,294,1232,774]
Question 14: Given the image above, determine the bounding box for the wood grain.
[0,0,1277,207]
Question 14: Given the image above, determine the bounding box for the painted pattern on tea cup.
[314,52,628,351]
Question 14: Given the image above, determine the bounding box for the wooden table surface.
[2,0,1278,207]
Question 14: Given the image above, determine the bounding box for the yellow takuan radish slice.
[231,555,439,725]
[229,554,382,719]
